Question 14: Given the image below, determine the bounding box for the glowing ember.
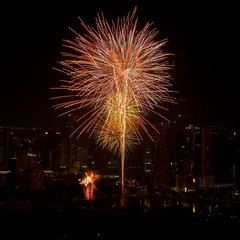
[79,172,99,200]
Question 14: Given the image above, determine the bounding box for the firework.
[53,7,174,193]
[79,171,99,200]
[95,90,141,153]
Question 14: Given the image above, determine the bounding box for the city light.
[1,2,240,237]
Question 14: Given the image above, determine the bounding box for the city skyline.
[0,1,239,128]
[0,2,240,238]
[1,97,239,191]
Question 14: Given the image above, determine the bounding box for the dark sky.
[0,0,238,129]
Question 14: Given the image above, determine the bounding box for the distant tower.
[202,127,211,177]
[60,116,89,173]
[150,123,170,187]
[0,127,11,170]
[15,154,44,191]
[201,127,213,189]
[60,117,76,171]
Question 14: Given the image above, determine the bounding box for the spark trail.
[53,7,174,194]
[79,171,99,200]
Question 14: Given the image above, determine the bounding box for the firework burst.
[95,90,142,154]
[79,171,99,200]
[52,7,174,192]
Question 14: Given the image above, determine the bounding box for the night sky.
[0,0,238,129]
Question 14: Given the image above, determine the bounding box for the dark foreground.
[1,198,240,240]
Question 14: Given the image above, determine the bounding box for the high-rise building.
[202,127,211,177]
[60,118,79,172]
[146,98,233,190]
[0,127,11,170]
[0,126,63,173]
[41,130,61,170]
[148,98,201,188]
[15,154,44,191]
[209,126,236,187]
[150,123,170,187]
[167,98,201,128]
[60,117,95,173]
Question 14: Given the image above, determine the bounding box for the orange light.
[79,171,100,200]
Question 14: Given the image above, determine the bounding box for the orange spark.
[53,7,174,193]
[79,171,99,200]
